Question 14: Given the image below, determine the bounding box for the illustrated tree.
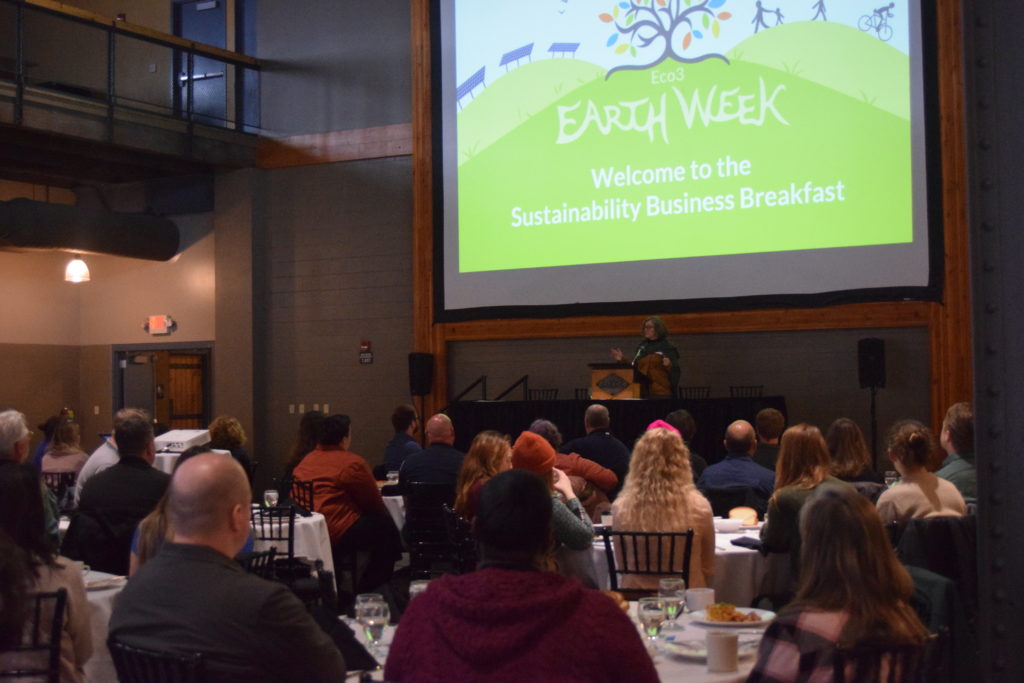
[600,0,733,79]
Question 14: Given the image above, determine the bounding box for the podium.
[588,363,640,400]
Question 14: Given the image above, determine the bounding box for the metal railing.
[0,0,261,139]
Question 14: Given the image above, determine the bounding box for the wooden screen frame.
[412,0,970,431]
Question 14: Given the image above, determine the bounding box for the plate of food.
[689,603,775,627]
[662,636,762,661]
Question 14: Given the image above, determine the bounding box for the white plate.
[689,607,775,627]
[663,637,761,661]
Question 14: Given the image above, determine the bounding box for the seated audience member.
[382,404,421,475]
[41,416,89,475]
[560,404,631,500]
[761,424,852,588]
[292,414,401,594]
[0,463,92,682]
[876,420,967,525]
[399,414,464,490]
[32,415,61,470]
[384,469,658,683]
[754,408,786,471]
[1,410,59,546]
[511,431,594,553]
[129,471,256,577]
[825,418,884,483]
[936,402,977,502]
[529,419,617,520]
[128,492,170,576]
[109,453,347,682]
[62,410,170,575]
[75,408,147,504]
[696,420,775,514]
[453,430,511,520]
[664,408,708,478]
[283,410,325,478]
[208,416,254,481]
[748,485,929,682]
[612,425,714,589]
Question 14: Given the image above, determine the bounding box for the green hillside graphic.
[457,60,605,163]
[455,21,912,273]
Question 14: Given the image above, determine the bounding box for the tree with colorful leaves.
[599,0,733,79]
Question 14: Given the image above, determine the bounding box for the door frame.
[112,341,214,427]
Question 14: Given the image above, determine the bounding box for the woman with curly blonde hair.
[454,430,512,520]
[611,426,714,589]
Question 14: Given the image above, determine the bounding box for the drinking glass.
[658,578,686,628]
[263,489,279,507]
[884,471,899,488]
[637,597,666,653]
[355,593,384,609]
[355,598,390,658]
[386,470,400,485]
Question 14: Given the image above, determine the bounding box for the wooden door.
[166,353,207,429]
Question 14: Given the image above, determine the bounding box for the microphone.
[631,343,646,365]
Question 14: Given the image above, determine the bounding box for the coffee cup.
[706,630,739,672]
[686,587,715,613]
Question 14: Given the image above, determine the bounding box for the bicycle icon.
[858,3,894,42]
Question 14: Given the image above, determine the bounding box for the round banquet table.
[153,451,180,474]
[591,530,767,607]
[340,605,763,682]
[82,569,126,683]
[251,510,336,576]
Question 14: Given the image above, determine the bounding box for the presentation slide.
[437,0,937,316]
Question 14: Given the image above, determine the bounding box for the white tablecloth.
[83,570,125,683]
[153,452,179,474]
[252,511,335,576]
[383,496,405,531]
[592,531,767,607]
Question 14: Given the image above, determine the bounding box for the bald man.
[109,453,347,682]
[398,413,464,491]
[696,420,775,514]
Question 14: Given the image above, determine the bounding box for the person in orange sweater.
[293,414,401,594]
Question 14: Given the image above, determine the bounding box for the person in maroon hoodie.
[384,469,658,683]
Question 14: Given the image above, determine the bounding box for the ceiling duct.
[0,197,179,261]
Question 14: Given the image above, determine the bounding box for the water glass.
[658,578,686,628]
[409,580,430,600]
[263,489,279,507]
[884,470,899,488]
[386,470,400,485]
[355,597,390,658]
[637,597,667,648]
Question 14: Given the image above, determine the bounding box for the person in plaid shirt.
[747,484,928,682]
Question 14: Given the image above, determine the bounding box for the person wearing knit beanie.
[509,431,595,559]
[511,431,555,475]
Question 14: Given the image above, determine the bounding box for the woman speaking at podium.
[611,316,680,398]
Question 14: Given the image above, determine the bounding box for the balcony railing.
[0,0,261,140]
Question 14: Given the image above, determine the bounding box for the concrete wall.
[252,157,414,482]
[256,0,411,135]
